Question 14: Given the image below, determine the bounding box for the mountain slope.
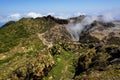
[0,15,120,80]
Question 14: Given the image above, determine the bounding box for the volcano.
[0,15,120,80]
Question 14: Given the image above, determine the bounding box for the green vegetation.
[0,16,55,79]
[0,16,120,80]
[0,52,24,65]
[0,17,54,53]
[0,23,29,53]
[45,43,75,80]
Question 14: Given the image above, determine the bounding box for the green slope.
[0,16,120,80]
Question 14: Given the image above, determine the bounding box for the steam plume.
[66,15,115,41]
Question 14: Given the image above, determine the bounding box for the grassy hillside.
[0,16,120,80]
[0,16,55,79]
[0,17,55,53]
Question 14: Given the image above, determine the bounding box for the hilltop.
[0,15,120,80]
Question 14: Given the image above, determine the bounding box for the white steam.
[66,15,115,41]
[66,23,83,41]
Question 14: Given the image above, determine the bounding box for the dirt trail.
[37,33,53,48]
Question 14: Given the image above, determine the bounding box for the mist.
[66,14,117,41]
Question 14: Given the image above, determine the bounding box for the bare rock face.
[79,20,120,45]
[91,25,120,44]
[68,15,85,23]
[41,24,72,45]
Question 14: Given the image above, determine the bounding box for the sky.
[0,0,120,25]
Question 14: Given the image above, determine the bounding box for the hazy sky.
[0,0,120,23]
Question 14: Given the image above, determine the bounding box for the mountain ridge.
[0,15,120,80]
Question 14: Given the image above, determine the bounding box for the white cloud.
[27,12,43,18]
[98,8,120,21]
[74,12,86,16]
[0,13,21,23]
[54,13,72,19]
[0,12,79,23]
[47,12,55,16]
[9,13,21,20]
[1,9,120,24]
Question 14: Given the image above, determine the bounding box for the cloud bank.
[0,8,120,24]
[66,10,120,41]
[27,12,43,18]
[0,13,21,23]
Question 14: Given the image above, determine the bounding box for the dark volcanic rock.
[44,15,68,24]
[79,33,100,44]
[106,46,120,58]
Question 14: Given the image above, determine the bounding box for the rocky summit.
[0,15,120,80]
